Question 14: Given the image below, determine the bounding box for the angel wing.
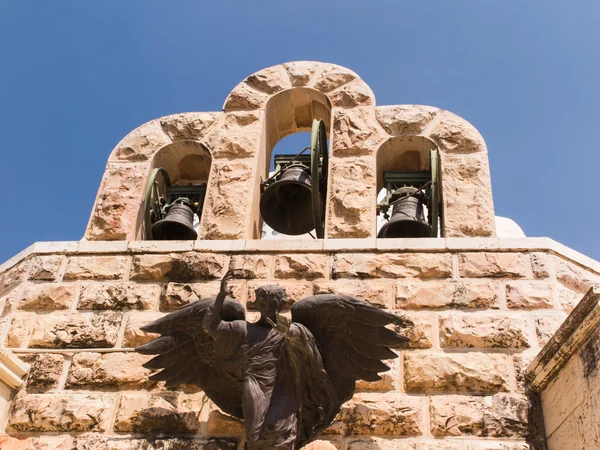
[291,294,409,406]
[135,297,246,419]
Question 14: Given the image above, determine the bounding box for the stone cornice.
[526,287,600,392]
[0,348,29,390]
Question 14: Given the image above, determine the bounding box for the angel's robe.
[204,309,339,450]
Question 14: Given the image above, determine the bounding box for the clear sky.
[1,1,599,263]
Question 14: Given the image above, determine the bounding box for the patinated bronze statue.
[136,271,408,449]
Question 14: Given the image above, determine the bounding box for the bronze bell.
[378,187,432,238]
[152,199,198,240]
[260,164,314,235]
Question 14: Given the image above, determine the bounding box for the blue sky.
[1,1,599,262]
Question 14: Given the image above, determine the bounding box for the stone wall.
[1,237,599,449]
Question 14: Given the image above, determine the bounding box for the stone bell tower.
[0,61,598,449]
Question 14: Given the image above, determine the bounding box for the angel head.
[254,284,287,319]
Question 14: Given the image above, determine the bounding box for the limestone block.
[6,312,36,348]
[326,158,376,238]
[203,112,261,159]
[78,282,159,310]
[555,283,584,312]
[63,255,129,281]
[465,443,530,450]
[114,391,206,433]
[396,280,499,309]
[391,312,434,348]
[335,393,423,436]
[130,252,228,281]
[0,436,74,450]
[28,312,122,348]
[332,108,385,156]
[530,252,551,279]
[229,254,272,279]
[314,279,394,309]
[158,112,218,141]
[375,105,439,136]
[441,154,495,237]
[534,312,567,348]
[439,313,530,348]
[0,261,29,295]
[555,257,600,291]
[110,119,171,162]
[7,393,113,432]
[427,110,485,154]
[347,437,463,449]
[27,255,65,281]
[313,64,356,92]
[76,436,239,450]
[20,353,64,390]
[429,394,529,437]
[274,254,328,279]
[18,283,76,311]
[576,388,600,450]
[333,253,451,279]
[247,280,312,310]
[302,441,339,450]
[123,311,164,347]
[505,281,554,309]
[284,61,318,87]
[223,82,269,110]
[356,357,399,392]
[546,414,584,450]
[206,404,244,435]
[160,282,199,310]
[200,160,253,239]
[513,353,536,392]
[86,164,148,240]
[66,352,154,388]
[329,81,374,108]
[245,65,291,94]
[404,353,510,393]
[459,252,529,278]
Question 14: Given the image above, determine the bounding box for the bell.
[152,201,198,240]
[260,164,314,235]
[378,190,431,239]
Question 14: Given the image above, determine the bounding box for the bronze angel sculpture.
[136,272,408,449]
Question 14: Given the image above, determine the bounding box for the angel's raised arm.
[203,270,241,338]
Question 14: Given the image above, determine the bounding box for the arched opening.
[140,141,212,240]
[376,136,442,238]
[251,88,332,239]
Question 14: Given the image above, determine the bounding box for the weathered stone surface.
[430,394,529,437]
[465,443,530,450]
[86,164,148,240]
[459,252,529,278]
[131,252,228,281]
[0,261,29,295]
[73,436,239,450]
[356,358,399,392]
[203,112,261,159]
[247,280,311,310]
[6,312,36,347]
[390,312,434,348]
[332,108,385,156]
[404,353,510,393]
[555,283,584,312]
[329,81,373,108]
[223,83,269,110]
[123,311,164,347]
[66,352,154,388]
[441,154,495,237]
[505,281,553,309]
[376,105,439,136]
[230,254,271,279]
[29,312,121,348]
[327,158,376,238]
[158,112,218,141]
[110,120,171,161]
[21,353,64,390]
[200,161,253,239]
[534,312,567,347]
[274,254,328,279]
[78,282,159,310]
[0,435,74,450]
[313,65,356,92]
[396,280,499,309]
[284,61,318,87]
[114,391,206,434]
[333,253,451,279]
[555,258,600,291]
[160,282,199,310]
[514,353,536,392]
[7,393,113,432]
[64,255,129,280]
[303,441,338,450]
[439,313,530,348]
[428,111,485,154]
[28,255,65,281]
[206,404,244,435]
[245,65,291,94]
[314,279,394,309]
[335,393,423,436]
[530,252,551,279]
[347,437,463,450]
[18,283,75,311]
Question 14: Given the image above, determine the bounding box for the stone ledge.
[0,348,29,390]
[526,287,600,391]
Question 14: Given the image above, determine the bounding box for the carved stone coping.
[526,287,600,392]
[2,237,600,276]
[0,348,29,390]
